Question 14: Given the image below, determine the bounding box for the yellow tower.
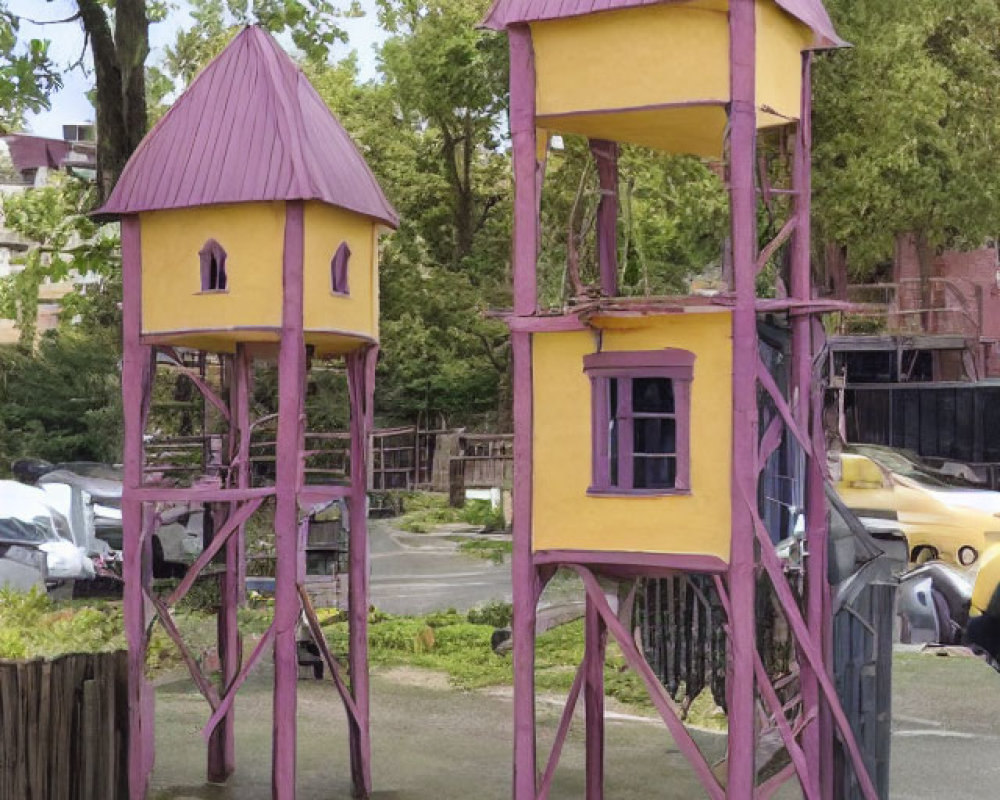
[101,26,397,799]
[100,26,397,357]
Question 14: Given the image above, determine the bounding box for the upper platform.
[484,0,845,159]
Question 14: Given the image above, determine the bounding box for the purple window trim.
[199,239,228,292]
[331,241,351,295]
[585,349,694,495]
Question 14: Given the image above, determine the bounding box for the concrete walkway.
[150,651,1000,799]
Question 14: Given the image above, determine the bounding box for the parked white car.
[0,480,95,590]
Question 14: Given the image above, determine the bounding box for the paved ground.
[150,650,1000,800]
[368,520,512,614]
[149,519,1000,799]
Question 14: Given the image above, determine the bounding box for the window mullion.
[618,377,634,490]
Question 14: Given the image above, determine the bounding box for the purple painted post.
[790,51,825,800]
[584,594,606,800]
[590,140,619,297]
[235,344,253,603]
[511,329,537,800]
[727,2,759,798]
[509,21,540,800]
[122,214,154,799]
[273,200,306,800]
[347,345,375,798]
[508,18,540,800]
[510,25,539,317]
[208,351,248,782]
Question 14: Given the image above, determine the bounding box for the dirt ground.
[150,650,1000,800]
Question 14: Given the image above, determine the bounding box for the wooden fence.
[145,427,513,494]
[0,651,128,800]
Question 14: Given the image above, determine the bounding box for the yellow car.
[835,445,1000,568]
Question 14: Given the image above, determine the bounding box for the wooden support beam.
[130,486,275,503]
[203,624,276,742]
[166,498,263,608]
[535,661,585,800]
[346,346,375,798]
[272,200,306,800]
[584,594,606,800]
[713,577,817,800]
[756,356,813,457]
[145,590,220,710]
[573,566,725,800]
[159,346,232,424]
[297,584,362,725]
[121,215,154,800]
[744,490,879,800]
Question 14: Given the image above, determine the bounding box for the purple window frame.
[198,239,228,292]
[331,241,351,295]
[584,349,694,496]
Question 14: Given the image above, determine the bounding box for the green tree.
[21,0,359,199]
[0,6,59,130]
[0,328,122,472]
[0,175,118,347]
[813,0,1000,281]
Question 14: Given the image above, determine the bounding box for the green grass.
[398,493,507,534]
[0,589,723,729]
[455,538,512,564]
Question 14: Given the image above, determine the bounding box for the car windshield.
[850,446,976,489]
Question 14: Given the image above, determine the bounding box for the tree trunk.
[77,0,149,201]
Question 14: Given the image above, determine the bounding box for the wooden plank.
[36,659,51,800]
[81,678,97,800]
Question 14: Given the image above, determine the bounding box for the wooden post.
[727,2,759,798]
[347,345,375,797]
[590,139,619,297]
[121,215,154,800]
[449,457,466,508]
[584,594,606,800]
[509,22,540,800]
[272,201,306,800]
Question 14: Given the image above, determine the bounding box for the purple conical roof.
[98,26,398,227]
[482,0,844,49]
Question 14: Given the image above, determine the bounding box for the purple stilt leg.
[590,139,619,298]
[273,200,306,800]
[727,1,759,798]
[347,345,375,798]
[122,214,154,799]
[509,21,540,800]
[584,593,606,800]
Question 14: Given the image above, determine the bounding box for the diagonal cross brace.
[743,489,880,800]
[713,576,817,800]
[202,623,276,742]
[536,659,586,800]
[145,588,220,710]
[756,357,812,458]
[166,497,264,608]
[297,584,362,725]
[160,347,232,424]
[572,566,725,800]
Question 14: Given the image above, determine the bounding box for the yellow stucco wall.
[530,0,811,157]
[531,312,733,559]
[303,202,379,348]
[139,201,380,353]
[140,202,285,340]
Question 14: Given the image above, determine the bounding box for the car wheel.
[958,546,979,567]
[912,545,939,565]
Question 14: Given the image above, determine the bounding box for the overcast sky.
[9,0,387,138]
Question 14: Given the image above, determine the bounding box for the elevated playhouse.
[99,26,396,800]
[482,1,886,799]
